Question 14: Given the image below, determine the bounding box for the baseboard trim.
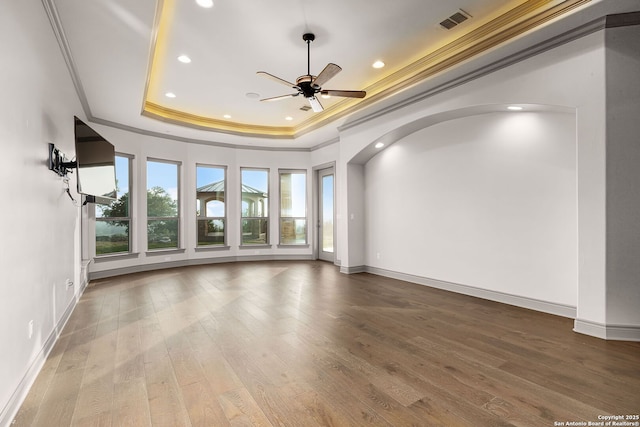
[89,254,315,280]
[340,265,366,274]
[0,294,79,426]
[365,266,577,319]
[574,319,640,342]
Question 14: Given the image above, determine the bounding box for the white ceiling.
[46,0,637,148]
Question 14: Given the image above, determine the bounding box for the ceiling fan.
[257,33,366,113]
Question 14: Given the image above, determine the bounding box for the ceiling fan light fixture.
[195,0,213,8]
[308,96,323,112]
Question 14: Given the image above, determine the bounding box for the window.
[279,170,307,245]
[147,159,179,250]
[241,168,269,245]
[95,154,132,255]
[196,165,226,246]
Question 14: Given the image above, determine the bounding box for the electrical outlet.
[28,320,34,339]
[376,252,380,260]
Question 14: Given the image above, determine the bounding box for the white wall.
[0,1,84,423]
[333,29,606,319]
[364,111,577,307]
[603,23,640,328]
[336,31,607,285]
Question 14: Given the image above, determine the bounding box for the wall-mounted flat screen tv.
[74,116,117,204]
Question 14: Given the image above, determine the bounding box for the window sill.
[238,244,272,250]
[94,252,140,263]
[277,244,310,248]
[195,245,230,252]
[145,248,186,256]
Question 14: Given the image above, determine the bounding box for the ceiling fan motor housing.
[296,75,318,97]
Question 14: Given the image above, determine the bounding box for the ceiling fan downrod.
[302,33,315,76]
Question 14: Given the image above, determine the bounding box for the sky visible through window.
[115,156,128,196]
[147,161,178,201]
[284,173,306,217]
[196,166,224,188]
[241,169,268,192]
[323,175,334,220]
[96,155,129,217]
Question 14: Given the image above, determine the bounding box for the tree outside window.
[95,155,131,255]
[147,159,179,250]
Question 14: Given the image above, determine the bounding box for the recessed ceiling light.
[223,114,231,119]
[177,55,191,63]
[372,60,385,69]
[285,116,293,121]
[196,0,213,8]
[165,92,176,98]
[321,93,331,99]
[245,92,260,99]
[375,142,384,149]
[508,106,523,111]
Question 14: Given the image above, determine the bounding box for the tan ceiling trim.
[142,0,591,139]
[142,101,296,138]
[141,0,165,118]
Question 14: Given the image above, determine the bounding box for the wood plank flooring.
[13,261,640,426]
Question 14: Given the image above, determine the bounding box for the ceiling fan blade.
[308,96,324,112]
[312,63,342,87]
[321,90,366,99]
[256,71,297,88]
[260,93,299,102]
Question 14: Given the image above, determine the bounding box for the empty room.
[2,0,639,426]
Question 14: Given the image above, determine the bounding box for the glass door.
[318,168,334,262]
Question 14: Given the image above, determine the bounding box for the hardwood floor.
[13,261,640,426]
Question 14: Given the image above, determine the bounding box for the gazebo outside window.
[196,165,226,246]
[241,168,269,245]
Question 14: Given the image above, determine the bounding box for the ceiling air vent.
[439,9,471,30]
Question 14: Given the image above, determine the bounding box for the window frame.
[240,167,270,247]
[278,169,308,246]
[195,163,228,249]
[95,153,133,257]
[146,157,181,252]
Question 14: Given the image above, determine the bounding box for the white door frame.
[313,163,336,263]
